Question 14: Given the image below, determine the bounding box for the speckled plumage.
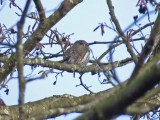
[64,40,90,66]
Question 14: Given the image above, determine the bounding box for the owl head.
[64,40,90,66]
[74,40,88,46]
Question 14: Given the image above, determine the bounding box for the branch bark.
[1,65,160,119]
[0,0,83,83]
[77,54,160,120]
[33,0,46,22]
[132,13,160,77]
[106,0,138,64]
[23,57,133,74]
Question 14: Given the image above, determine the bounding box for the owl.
[63,40,90,66]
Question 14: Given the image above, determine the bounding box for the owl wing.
[75,45,90,65]
[64,45,78,64]
[64,42,90,65]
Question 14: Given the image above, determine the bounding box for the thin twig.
[131,13,160,78]
[76,74,93,93]
[106,0,138,64]
[16,1,31,119]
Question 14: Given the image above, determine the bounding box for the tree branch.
[131,13,160,78]
[33,0,46,22]
[0,0,83,83]
[16,0,31,119]
[23,57,133,73]
[106,0,138,64]
[77,54,160,120]
[1,70,160,119]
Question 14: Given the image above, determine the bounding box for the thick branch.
[126,85,160,115]
[1,75,160,119]
[23,57,133,73]
[131,13,160,77]
[0,0,83,83]
[77,54,160,120]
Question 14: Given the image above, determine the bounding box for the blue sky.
[0,0,158,120]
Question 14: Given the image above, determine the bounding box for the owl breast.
[64,40,90,66]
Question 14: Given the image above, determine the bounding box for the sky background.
[0,0,158,120]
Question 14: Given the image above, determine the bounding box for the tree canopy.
[0,0,160,120]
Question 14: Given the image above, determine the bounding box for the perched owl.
[63,40,90,66]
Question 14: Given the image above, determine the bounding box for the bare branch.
[131,13,160,78]
[1,71,160,119]
[0,0,83,83]
[16,0,31,119]
[77,53,160,120]
[33,0,46,22]
[106,0,138,64]
[23,56,134,74]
